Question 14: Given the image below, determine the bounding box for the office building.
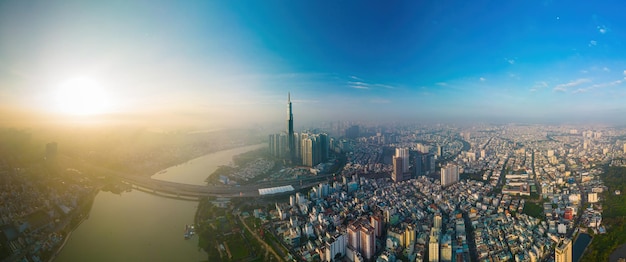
[414,153,423,176]
[392,156,404,182]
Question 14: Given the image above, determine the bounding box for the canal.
[56,144,266,261]
[573,233,592,262]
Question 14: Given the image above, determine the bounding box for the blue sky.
[1,0,626,126]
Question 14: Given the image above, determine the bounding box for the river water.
[610,243,626,262]
[56,144,266,262]
[151,144,266,185]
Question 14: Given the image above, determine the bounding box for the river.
[55,144,266,262]
[610,242,626,262]
[151,144,266,185]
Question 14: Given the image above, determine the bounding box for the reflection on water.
[56,144,267,261]
[55,190,206,262]
[151,144,265,185]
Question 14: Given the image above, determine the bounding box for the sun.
[54,76,111,115]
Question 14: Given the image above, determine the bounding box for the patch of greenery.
[581,166,626,261]
[522,201,543,219]
[225,235,250,260]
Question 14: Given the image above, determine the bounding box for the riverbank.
[580,166,626,261]
[609,243,626,261]
[48,189,97,262]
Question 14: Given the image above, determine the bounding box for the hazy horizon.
[2,1,626,128]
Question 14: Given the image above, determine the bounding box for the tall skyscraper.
[396,148,409,173]
[414,153,423,176]
[555,238,572,262]
[392,156,404,182]
[393,147,410,182]
[287,92,295,162]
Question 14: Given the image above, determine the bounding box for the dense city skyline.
[2,1,626,127]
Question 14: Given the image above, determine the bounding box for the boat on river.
[184,224,195,240]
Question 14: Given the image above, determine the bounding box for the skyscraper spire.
[287,92,295,162]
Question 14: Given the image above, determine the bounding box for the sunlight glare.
[54,76,111,115]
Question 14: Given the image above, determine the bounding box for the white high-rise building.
[395,148,410,173]
[393,147,410,182]
[441,164,459,187]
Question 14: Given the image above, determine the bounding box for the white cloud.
[589,40,597,47]
[623,70,626,76]
[350,85,370,90]
[480,77,486,82]
[598,25,608,34]
[572,79,623,94]
[348,79,397,90]
[505,58,516,65]
[603,67,610,72]
[350,75,362,80]
[373,83,395,89]
[553,78,591,92]
[436,82,447,86]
